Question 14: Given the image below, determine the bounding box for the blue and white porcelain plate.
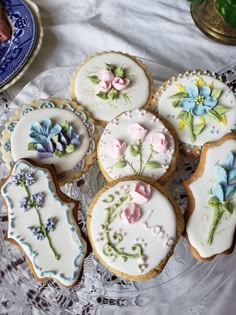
[0,0,37,89]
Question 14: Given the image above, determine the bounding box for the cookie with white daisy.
[70,51,153,126]
[97,109,178,184]
[151,70,236,156]
[87,177,184,280]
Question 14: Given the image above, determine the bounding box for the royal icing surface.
[98,109,176,181]
[10,108,90,173]
[89,180,177,277]
[186,139,236,258]
[1,159,87,287]
[157,74,236,147]
[73,52,151,122]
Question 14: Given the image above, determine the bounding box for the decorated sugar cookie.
[70,51,153,126]
[87,177,184,280]
[184,133,236,261]
[152,70,236,156]
[98,109,178,184]
[0,98,98,185]
[0,159,87,287]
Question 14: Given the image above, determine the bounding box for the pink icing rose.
[112,77,130,91]
[107,139,127,159]
[98,70,115,82]
[151,133,168,153]
[128,123,148,140]
[96,80,112,93]
[122,203,142,224]
[130,182,151,204]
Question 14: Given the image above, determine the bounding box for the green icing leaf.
[96,91,108,100]
[105,63,116,71]
[61,121,70,133]
[114,66,125,78]
[107,88,119,100]
[87,75,99,84]
[222,201,233,214]
[168,92,188,100]
[145,161,161,169]
[177,110,189,120]
[214,104,231,115]
[208,196,220,206]
[193,123,205,136]
[207,110,221,122]
[172,99,181,107]
[65,144,76,153]
[129,144,140,156]
[113,160,127,168]
[27,142,37,151]
[211,88,222,99]
[121,93,131,103]
[54,150,65,158]
[51,134,59,143]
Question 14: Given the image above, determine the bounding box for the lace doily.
[0,60,236,315]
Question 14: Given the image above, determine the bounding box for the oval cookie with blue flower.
[184,133,236,261]
[0,98,98,185]
[151,70,236,156]
[87,177,184,280]
[0,158,87,287]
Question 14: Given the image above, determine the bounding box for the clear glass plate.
[0,59,235,315]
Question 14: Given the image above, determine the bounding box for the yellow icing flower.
[195,76,206,87]
[198,117,205,124]
[175,84,186,93]
[219,114,227,125]
[208,80,213,89]
[178,119,186,130]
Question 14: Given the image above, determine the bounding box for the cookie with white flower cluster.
[184,133,236,261]
[70,51,153,126]
[87,177,184,280]
[97,109,179,184]
[151,70,236,156]
[0,158,87,287]
[0,98,98,185]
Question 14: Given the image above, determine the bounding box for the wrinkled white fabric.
[7,0,236,99]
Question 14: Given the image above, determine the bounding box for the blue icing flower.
[180,84,217,117]
[29,119,62,144]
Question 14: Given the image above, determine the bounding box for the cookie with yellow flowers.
[150,70,236,156]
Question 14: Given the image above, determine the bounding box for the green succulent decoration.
[188,0,236,29]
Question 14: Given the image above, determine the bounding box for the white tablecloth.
[1,1,236,315]
[6,0,236,100]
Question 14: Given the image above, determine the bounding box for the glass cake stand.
[0,59,235,315]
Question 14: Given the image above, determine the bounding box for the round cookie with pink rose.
[87,177,184,280]
[97,109,179,184]
[70,51,153,126]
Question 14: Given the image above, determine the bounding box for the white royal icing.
[89,179,177,277]
[157,74,236,146]
[10,108,90,174]
[186,139,236,258]
[98,109,176,181]
[1,160,87,287]
[73,52,151,122]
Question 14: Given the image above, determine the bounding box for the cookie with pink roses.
[70,51,153,126]
[87,177,184,280]
[97,109,179,184]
